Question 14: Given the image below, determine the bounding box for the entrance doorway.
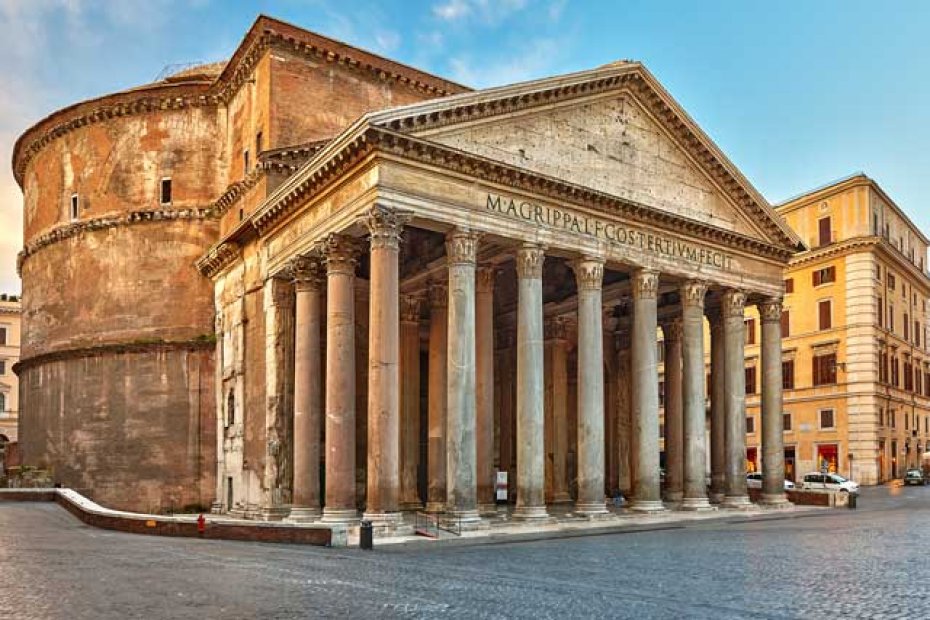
[784,447,796,482]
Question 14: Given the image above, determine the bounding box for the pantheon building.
[14,16,801,519]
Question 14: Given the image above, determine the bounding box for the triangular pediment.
[370,64,801,251]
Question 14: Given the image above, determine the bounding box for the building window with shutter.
[782,359,795,390]
[889,304,895,331]
[892,357,900,387]
[888,272,896,290]
[812,266,836,286]
[745,365,757,394]
[745,318,756,345]
[69,194,79,221]
[905,315,910,341]
[818,300,832,330]
[877,296,883,327]
[904,361,913,391]
[812,352,837,386]
[819,409,835,429]
[784,278,794,294]
[818,217,832,246]
[783,412,792,432]
[746,416,755,434]
[915,321,921,347]
[781,310,790,337]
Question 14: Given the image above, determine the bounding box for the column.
[476,265,498,514]
[722,289,751,508]
[261,275,293,520]
[362,206,410,524]
[708,306,726,503]
[321,234,360,523]
[426,282,448,513]
[616,312,633,497]
[759,297,789,506]
[446,229,480,522]
[661,318,684,504]
[400,294,423,510]
[290,255,324,521]
[630,268,664,512]
[680,281,712,510]
[497,329,516,500]
[573,257,608,516]
[544,317,570,504]
[514,242,549,520]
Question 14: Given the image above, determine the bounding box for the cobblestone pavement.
[3,485,930,619]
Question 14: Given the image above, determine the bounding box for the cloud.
[374,29,401,53]
[448,36,562,87]
[433,0,471,21]
[433,0,528,24]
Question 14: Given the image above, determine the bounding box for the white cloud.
[374,30,401,53]
[433,0,530,24]
[448,36,561,87]
[433,0,471,21]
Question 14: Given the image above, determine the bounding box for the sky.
[2,0,930,293]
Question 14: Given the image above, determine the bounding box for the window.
[812,352,837,386]
[818,217,832,246]
[745,366,757,395]
[904,361,913,391]
[658,381,665,408]
[255,131,263,154]
[875,262,882,280]
[891,410,896,429]
[877,296,883,327]
[879,352,887,383]
[892,357,900,387]
[70,193,79,220]
[745,318,756,345]
[889,304,895,331]
[819,409,835,429]
[888,272,897,291]
[783,413,792,432]
[160,178,172,205]
[784,278,794,294]
[905,412,910,430]
[746,416,755,434]
[0,393,5,412]
[916,321,921,347]
[915,368,922,394]
[905,314,910,341]
[782,359,795,390]
[0,360,5,375]
[818,300,832,330]
[226,391,235,427]
[243,149,250,174]
[879,407,885,428]
[812,266,836,286]
[925,372,930,397]
[0,327,7,346]
[781,310,790,337]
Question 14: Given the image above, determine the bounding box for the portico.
[203,61,801,524]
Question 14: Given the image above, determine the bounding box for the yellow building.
[743,174,930,485]
[0,294,21,460]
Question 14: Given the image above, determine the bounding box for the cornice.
[196,242,242,279]
[370,64,801,253]
[14,338,214,374]
[211,169,265,218]
[789,236,930,288]
[17,207,213,275]
[247,125,795,263]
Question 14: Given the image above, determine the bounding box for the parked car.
[801,472,859,493]
[746,472,795,490]
[903,469,926,486]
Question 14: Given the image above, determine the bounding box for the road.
[2,485,929,619]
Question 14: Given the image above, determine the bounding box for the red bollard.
[197,513,206,536]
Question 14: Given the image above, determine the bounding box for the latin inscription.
[486,194,734,271]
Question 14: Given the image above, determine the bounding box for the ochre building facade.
[0,294,21,460]
[16,16,803,517]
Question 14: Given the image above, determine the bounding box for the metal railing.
[414,512,463,537]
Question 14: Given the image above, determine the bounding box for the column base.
[664,490,684,503]
[512,505,550,521]
[210,501,225,515]
[574,502,610,518]
[424,501,446,513]
[679,497,714,511]
[400,501,424,511]
[286,506,322,522]
[708,491,725,504]
[259,506,289,521]
[551,492,573,504]
[628,499,667,513]
[478,503,499,516]
[446,508,482,524]
[361,511,404,526]
[760,493,791,508]
[721,495,753,510]
[321,508,359,524]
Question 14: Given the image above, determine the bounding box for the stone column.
[400,294,422,510]
[759,297,789,506]
[321,234,360,523]
[630,269,664,512]
[544,318,570,504]
[573,257,608,516]
[497,329,516,498]
[261,275,293,521]
[514,242,549,520]
[290,255,324,521]
[708,307,726,504]
[362,206,410,524]
[680,281,712,511]
[616,313,633,497]
[722,289,751,509]
[426,282,448,513]
[476,266,497,514]
[445,229,480,522]
[661,318,684,504]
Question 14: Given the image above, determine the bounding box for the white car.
[801,472,859,493]
[746,472,795,490]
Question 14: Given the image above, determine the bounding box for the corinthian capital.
[290,254,324,291]
[545,316,569,341]
[446,229,480,265]
[476,265,499,293]
[515,243,545,279]
[721,289,747,319]
[401,294,422,323]
[362,205,412,251]
[631,269,659,300]
[680,280,708,308]
[758,297,784,323]
[428,281,448,309]
[572,257,604,291]
[319,233,361,276]
[661,318,683,342]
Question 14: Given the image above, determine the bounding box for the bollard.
[847,493,857,510]
[359,519,374,550]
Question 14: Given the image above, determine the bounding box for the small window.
[256,131,263,154]
[889,304,895,331]
[812,352,837,386]
[0,360,6,375]
[784,278,794,294]
[782,360,795,390]
[745,318,756,345]
[905,314,910,341]
[819,409,835,429]
[877,296,883,327]
[818,300,832,330]
[160,178,172,205]
[0,327,7,346]
[783,412,792,432]
[891,410,896,429]
[812,266,836,286]
[70,194,79,221]
[745,366,757,395]
[746,416,755,434]
[818,217,832,246]
[226,391,235,427]
[781,310,790,338]
[888,272,897,290]
[243,149,250,174]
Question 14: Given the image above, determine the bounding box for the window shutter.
[781,310,790,337]
[819,217,832,246]
[819,300,831,330]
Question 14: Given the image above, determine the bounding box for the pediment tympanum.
[417,92,763,241]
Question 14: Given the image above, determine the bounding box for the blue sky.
[1,0,929,292]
